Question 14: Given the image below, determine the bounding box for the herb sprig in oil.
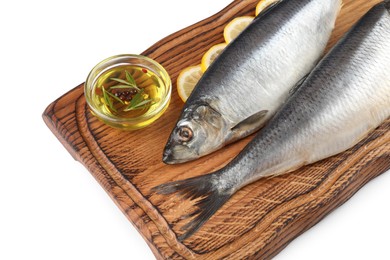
[100,70,154,113]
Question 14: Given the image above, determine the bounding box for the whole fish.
[154,2,390,241]
[163,0,342,164]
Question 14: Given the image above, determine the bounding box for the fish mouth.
[162,141,176,164]
[162,150,176,164]
[162,144,198,164]
[162,149,190,164]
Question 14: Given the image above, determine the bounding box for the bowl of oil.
[84,54,172,130]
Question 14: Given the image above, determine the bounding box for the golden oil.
[85,55,171,130]
[92,66,165,118]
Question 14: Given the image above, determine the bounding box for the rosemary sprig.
[105,89,125,104]
[109,85,136,90]
[110,70,140,91]
[125,70,137,86]
[100,70,155,113]
[101,85,117,112]
[123,89,154,111]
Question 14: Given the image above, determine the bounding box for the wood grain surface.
[43,0,389,259]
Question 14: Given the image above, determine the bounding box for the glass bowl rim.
[84,54,172,124]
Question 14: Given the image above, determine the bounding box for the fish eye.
[178,126,193,142]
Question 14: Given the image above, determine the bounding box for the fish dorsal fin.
[289,73,309,97]
[231,110,268,133]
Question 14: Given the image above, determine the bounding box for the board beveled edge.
[42,0,390,258]
[42,86,181,259]
[42,2,260,257]
[42,90,390,259]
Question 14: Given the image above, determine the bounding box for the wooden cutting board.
[43,0,389,259]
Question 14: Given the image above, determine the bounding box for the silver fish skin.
[154,2,390,241]
[163,0,342,164]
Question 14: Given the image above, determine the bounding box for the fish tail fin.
[153,173,232,241]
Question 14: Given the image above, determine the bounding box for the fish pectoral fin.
[231,110,268,136]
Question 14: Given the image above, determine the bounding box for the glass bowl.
[84,54,171,130]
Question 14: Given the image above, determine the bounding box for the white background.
[1,0,389,259]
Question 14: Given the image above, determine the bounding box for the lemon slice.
[256,0,279,16]
[201,43,227,72]
[177,65,203,102]
[223,16,255,44]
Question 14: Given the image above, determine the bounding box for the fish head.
[163,103,227,164]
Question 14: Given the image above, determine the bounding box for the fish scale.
[162,0,342,164]
[154,1,390,241]
[231,0,390,197]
